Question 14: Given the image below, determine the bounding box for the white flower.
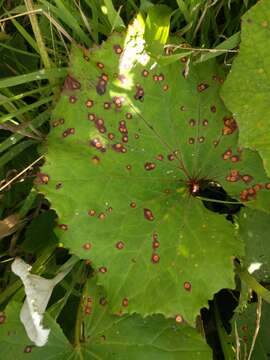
[11,257,76,347]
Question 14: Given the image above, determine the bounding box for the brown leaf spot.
[144,208,155,221]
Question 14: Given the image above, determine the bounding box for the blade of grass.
[0,155,44,192]
[0,111,49,154]
[0,139,38,168]
[0,85,52,106]
[24,0,52,71]
[0,67,67,88]
[0,95,53,124]
[40,0,91,46]
[194,31,240,63]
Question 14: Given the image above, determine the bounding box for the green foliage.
[1,0,270,359]
[0,278,212,359]
[222,0,270,177]
[232,300,270,359]
[238,208,270,282]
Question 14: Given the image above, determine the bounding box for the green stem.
[214,298,235,360]
[196,196,243,205]
[236,265,270,304]
[24,0,52,71]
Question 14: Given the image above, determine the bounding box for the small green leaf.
[238,208,270,282]
[232,300,270,359]
[22,211,58,254]
[101,0,125,31]
[221,0,270,177]
[145,5,172,56]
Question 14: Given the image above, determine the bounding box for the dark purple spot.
[122,135,128,143]
[52,118,64,127]
[55,182,63,190]
[85,99,94,108]
[125,112,132,119]
[151,253,160,263]
[104,102,111,109]
[183,281,192,291]
[134,85,144,101]
[175,314,183,323]
[231,155,239,162]
[210,105,216,113]
[202,119,208,126]
[98,213,106,220]
[163,84,169,91]
[62,128,75,137]
[152,240,160,249]
[156,154,164,161]
[99,266,107,274]
[91,155,100,165]
[167,154,175,161]
[242,175,253,183]
[36,172,50,184]
[24,346,32,354]
[122,298,129,307]
[97,62,104,69]
[197,83,209,92]
[59,224,68,231]
[108,133,115,140]
[83,243,91,250]
[63,75,81,90]
[88,113,96,121]
[189,119,196,127]
[113,44,123,54]
[198,136,205,143]
[144,208,155,221]
[141,69,149,77]
[99,297,107,306]
[112,143,127,153]
[144,162,156,171]
[88,209,96,216]
[116,241,125,250]
[0,312,6,324]
[69,96,77,103]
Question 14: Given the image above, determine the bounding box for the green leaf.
[77,277,212,359]
[101,0,125,31]
[22,210,58,254]
[38,24,270,323]
[0,302,73,359]
[0,68,67,89]
[145,5,172,56]
[0,280,212,358]
[221,0,270,177]
[238,208,270,282]
[232,300,270,359]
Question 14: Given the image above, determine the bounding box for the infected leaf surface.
[0,281,212,359]
[221,0,270,177]
[238,208,270,282]
[39,21,270,322]
[232,301,270,359]
[0,302,73,359]
[78,278,212,359]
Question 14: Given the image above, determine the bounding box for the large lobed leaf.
[222,0,270,177]
[0,278,212,359]
[38,19,270,323]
